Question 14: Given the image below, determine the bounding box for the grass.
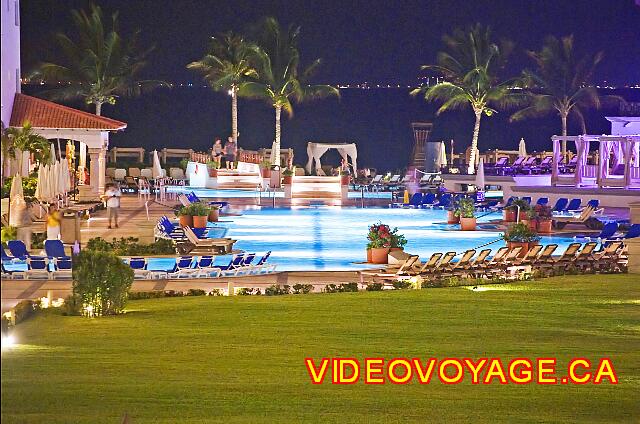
[2,275,639,423]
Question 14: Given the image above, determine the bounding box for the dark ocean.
[23,86,639,171]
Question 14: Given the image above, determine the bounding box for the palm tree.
[510,35,618,158]
[240,17,340,165]
[412,24,522,174]
[188,33,259,145]
[1,121,51,182]
[31,4,166,115]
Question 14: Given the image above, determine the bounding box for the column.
[88,148,101,195]
[98,148,106,194]
[79,142,87,176]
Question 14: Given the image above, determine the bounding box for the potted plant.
[366,222,395,264]
[185,202,211,229]
[260,160,272,178]
[340,170,350,186]
[456,197,477,231]
[522,209,538,231]
[447,198,460,224]
[176,206,193,228]
[535,204,553,234]
[206,161,218,177]
[390,229,407,253]
[502,223,541,257]
[208,204,220,222]
[282,168,294,184]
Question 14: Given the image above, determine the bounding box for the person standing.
[103,183,122,229]
[211,138,223,169]
[45,204,62,240]
[224,136,237,169]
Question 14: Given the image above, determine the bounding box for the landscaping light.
[1,334,16,350]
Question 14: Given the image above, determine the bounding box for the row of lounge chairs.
[124,252,275,280]
[484,155,577,176]
[155,216,236,255]
[359,241,627,285]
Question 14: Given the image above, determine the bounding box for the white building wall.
[609,120,640,136]
[1,0,21,126]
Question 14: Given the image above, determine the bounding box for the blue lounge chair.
[194,256,221,278]
[51,257,73,279]
[623,224,640,239]
[551,198,569,212]
[219,254,246,273]
[2,246,15,261]
[586,199,599,209]
[188,192,228,209]
[8,240,29,259]
[128,257,151,279]
[436,193,452,209]
[536,197,549,206]
[232,253,257,276]
[407,193,423,208]
[250,251,276,274]
[26,257,50,279]
[578,222,619,241]
[420,192,437,207]
[168,256,196,278]
[45,240,70,259]
[565,198,582,212]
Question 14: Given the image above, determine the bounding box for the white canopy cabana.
[305,142,358,175]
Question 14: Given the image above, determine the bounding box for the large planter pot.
[370,247,390,264]
[178,215,193,228]
[390,247,404,253]
[208,168,218,177]
[447,210,460,224]
[192,215,208,229]
[460,217,477,231]
[261,168,271,178]
[503,209,516,222]
[341,175,350,185]
[508,241,529,258]
[208,208,219,222]
[538,219,552,234]
[522,219,538,231]
[283,175,293,185]
[366,249,372,263]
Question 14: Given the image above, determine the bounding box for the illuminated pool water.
[209,207,575,271]
[167,186,392,199]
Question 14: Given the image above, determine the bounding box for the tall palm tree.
[188,32,259,144]
[412,24,522,174]
[510,35,618,158]
[240,17,340,165]
[31,4,166,115]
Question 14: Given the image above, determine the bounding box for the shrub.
[31,232,46,249]
[324,283,359,293]
[265,284,291,296]
[1,226,17,246]
[1,176,38,198]
[365,282,384,291]
[85,237,175,255]
[455,197,476,218]
[63,294,83,316]
[292,284,314,294]
[392,280,412,290]
[72,250,134,316]
[187,289,207,296]
[237,288,262,296]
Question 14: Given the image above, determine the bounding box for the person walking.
[103,183,122,229]
[45,204,62,240]
[224,136,237,170]
[211,138,223,169]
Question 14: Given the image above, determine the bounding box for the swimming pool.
[168,186,393,199]
[206,207,575,271]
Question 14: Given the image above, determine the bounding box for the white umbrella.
[34,165,43,201]
[152,150,163,178]
[36,164,51,202]
[475,158,485,190]
[436,141,448,168]
[518,138,527,157]
[270,141,280,166]
[61,158,71,192]
[9,173,27,227]
[50,160,61,198]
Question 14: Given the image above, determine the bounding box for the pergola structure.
[305,142,358,175]
[551,135,640,189]
[9,94,127,198]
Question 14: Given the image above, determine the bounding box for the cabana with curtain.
[305,142,358,176]
[551,135,640,189]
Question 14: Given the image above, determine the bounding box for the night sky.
[21,0,640,85]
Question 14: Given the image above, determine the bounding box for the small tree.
[72,250,134,316]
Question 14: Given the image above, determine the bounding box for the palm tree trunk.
[468,109,482,174]
[94,102,102,116]
[272,105,282,166]
[561,112,568,159]
[231,86,238,144]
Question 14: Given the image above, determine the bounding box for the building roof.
[9,93,127,131]
[605,116,640,123]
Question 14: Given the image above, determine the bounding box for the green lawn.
[2,275,639,423]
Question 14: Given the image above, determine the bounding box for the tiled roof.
[10,93,127,130]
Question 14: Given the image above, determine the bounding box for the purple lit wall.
[1,0,21,126]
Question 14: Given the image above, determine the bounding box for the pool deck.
[2,192,630,312]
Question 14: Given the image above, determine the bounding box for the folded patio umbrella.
[436,141,447,168]
[152,150,163,178]
[518,138,527,157]
[475,158,485,192]
[9,173,27,226]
